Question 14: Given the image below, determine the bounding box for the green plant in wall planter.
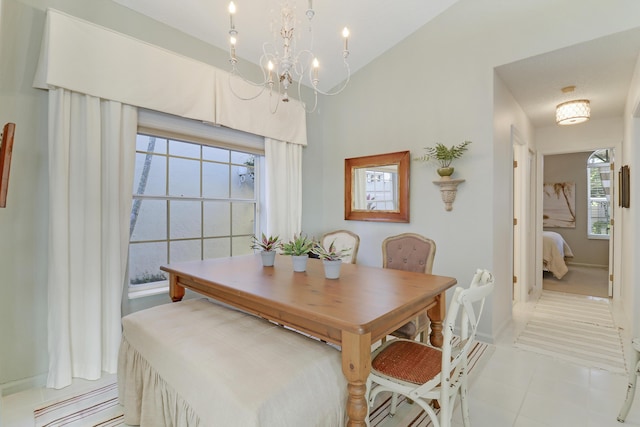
[281,233,314,272]
[415,140,471,178]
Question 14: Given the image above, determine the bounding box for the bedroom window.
[128,132,260,295]
[587,149,611,239]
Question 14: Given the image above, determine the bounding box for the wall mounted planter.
[433,178,465,211]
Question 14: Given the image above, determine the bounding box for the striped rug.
[514,291,626,374]
[34,382,123,427]
[33,341,492,427]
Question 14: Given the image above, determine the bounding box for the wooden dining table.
[161,254,457,427]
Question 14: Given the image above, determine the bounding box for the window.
[128,132,260,293]
[587,149,611,239]
[364,167,398,211]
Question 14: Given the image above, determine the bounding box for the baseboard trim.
[566,261,608,269]
[1,373,46,396]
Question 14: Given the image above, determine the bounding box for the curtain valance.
[33,8,307,146]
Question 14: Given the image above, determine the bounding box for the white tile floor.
[2,296,640,427]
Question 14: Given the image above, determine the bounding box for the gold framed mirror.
[344,150,410,222]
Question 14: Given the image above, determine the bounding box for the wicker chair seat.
[372,340,442,385]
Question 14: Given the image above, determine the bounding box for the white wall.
[623,52,640,336]
[301,0,640,344]
[3,0,640,391]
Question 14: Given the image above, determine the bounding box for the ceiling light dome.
[556,99,591,125]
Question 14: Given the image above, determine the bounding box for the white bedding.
[118,298,347,427]
[543,231,574,279]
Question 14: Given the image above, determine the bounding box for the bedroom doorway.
[540,149,613,299]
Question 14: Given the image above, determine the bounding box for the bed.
[543,231,574,279]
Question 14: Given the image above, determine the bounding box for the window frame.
[586,149,611,240]
[128,111,265,299]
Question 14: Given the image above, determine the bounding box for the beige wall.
[543,152,609,266]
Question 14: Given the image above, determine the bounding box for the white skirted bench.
[118,298,347,426]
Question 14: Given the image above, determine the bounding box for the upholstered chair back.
[382,233,436,274]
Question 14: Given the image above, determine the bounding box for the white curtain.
[47,87,137,389]
[354,168,367,210]
[265,138,302,242]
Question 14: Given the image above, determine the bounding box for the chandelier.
[555,86,590,126]
[227,1,351,113]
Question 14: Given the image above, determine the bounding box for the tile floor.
[2,295,640,427]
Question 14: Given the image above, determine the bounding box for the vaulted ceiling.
[110,0,640,128]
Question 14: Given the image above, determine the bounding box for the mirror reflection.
[352,165,399,211]
[345,151,410,223]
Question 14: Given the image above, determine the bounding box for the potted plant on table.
[281,233,314,272]
[311,240,351,279]
[250,233,280,267]
[415,140,471,178]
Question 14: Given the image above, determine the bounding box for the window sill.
[587,235,610,240]
[128,282,169,300]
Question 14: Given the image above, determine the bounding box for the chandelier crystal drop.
[226,1,351,113]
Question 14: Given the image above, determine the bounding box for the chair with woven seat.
[321,230,360,264]
[366,269,495,427]
[618,337,640,422]
[382,233,436,342]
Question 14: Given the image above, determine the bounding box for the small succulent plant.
[280,233,314,256]
[311,240,351,261]
[250,233,280,252]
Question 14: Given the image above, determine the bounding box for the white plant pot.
[292,255,309,272]
[260,251,276,267]
[323,259,342,279]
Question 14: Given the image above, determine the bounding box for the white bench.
[118,298,347,426]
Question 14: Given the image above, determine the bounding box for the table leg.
[169,274,185,302]
[427,292,446,348]
[342,331,371,427]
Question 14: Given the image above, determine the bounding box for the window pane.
[232,202,255,235]
[232,236,253,256]
[170,239,201,263]
[204,237,231,258]
[231,164,255,198]
[231,151,254,166]
[129,241,168,285]
[169,139,200,159]
[170,200,202,239]
[203,162,230,198]
[169,157,200,197]
[133,153,166,195]
[130,199,167,241]
[203,201,231,237]
[587,149,611,237]
[136,135,167,154]
[203,146,230,162]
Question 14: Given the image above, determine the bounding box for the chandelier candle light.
[227,1,351,113]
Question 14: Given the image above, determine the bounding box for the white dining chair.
[618,337,640,422]
[321,230,360,264]
[366,269,495,427]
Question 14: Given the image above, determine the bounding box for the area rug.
[33,341,492,427]
[33,382,123,427]
[514,290,626,374]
